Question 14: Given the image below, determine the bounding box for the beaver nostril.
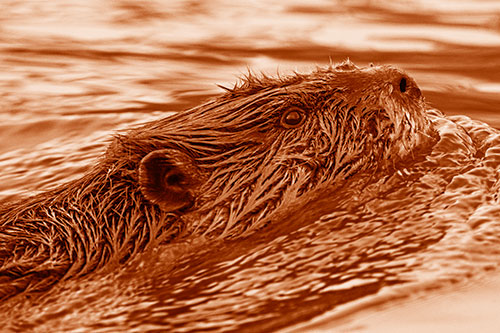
[399,77,407,93]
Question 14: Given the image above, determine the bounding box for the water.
[1,0,500,331]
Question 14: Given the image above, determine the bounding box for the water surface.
[1,0,500,331]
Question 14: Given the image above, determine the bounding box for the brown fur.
[0,60,433,300]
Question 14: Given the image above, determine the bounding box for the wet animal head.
[110,60,432,238]
[0,60,434,300]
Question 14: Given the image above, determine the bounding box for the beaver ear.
[138,149,199,212]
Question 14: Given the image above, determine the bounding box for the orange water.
[1,0,500,332]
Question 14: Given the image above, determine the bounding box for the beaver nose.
[399,77,407,93]
[395,75,422,99]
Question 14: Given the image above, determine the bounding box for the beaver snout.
[393,74,422,99]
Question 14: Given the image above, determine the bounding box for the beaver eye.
[281,108,305,128]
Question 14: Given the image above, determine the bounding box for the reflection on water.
[1,0,500,331]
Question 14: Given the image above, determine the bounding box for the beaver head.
[110,60,431,235]
[0,60,433,299]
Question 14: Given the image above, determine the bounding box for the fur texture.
[0,60,433,300]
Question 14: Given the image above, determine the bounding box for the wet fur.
[0,60,433,300]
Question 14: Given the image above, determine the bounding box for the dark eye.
[399,77,407,93]
[281,108,305,128]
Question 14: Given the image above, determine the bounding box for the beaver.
[0,60,433,300]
